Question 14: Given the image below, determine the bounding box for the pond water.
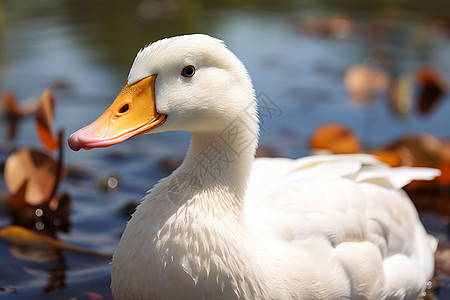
[0,0,449,299]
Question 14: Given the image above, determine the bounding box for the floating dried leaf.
[1,90,22,117]
[8,180,29,213]
[343,63,390,106]
[4,148,58,206]
[36,88,58,152]
[0,225,112,258]
[310,123,360,154]
[385,134,443,167]
[416,65,447,116]
[436,163,450,187]
[1,90,37,117]
[382,134,450,190]
[368,150,402,167]
[1,90,39,140]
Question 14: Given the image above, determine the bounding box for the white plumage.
[69,34,439,300]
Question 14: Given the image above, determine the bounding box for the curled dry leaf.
[4,148,58,206]
[416,65,447,116]
[2,90,22,117]
[1,90,37,117]
[4,143,69,233]
[36,88,58,152]
[1,90,39,140]
[310,123,360,154]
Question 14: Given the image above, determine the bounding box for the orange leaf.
[1,90,22,117]
[368,150,402,167]
[4,148,58,206]
[417,65,447,88]
[310,123,360,154]
[436,163,450,187]
[36,88,58,152]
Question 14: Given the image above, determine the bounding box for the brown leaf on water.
[8,180,28,213]
[2,91,24,141]
[4,143,71,233]
[367,150,402,167]
[36,88,58,152]
[1,90,39,140]
[380,134,450,203]
[5,118,19,141]
[9,190,71,234]
[310,123,360,154]
[343,63,390,106]
[385,134,443,167]
[4,147,70,230]
[436,163,450,187]
[1,90,37,117]
[0,225,112,258]
[416,65,447,116]
[2,90,22,117]
[4,148,58,206]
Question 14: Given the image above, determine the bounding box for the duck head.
[68,34,257,151]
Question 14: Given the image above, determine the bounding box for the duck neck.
[173,117,258,219]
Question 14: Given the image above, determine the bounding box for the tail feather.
[356,166,441,189]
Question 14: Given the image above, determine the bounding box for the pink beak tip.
[68,132,83,151]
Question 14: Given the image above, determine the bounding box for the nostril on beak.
[118,103,130,114]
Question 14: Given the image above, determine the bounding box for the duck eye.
[181,65,195,77]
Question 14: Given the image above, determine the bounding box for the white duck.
[69,34,440,300]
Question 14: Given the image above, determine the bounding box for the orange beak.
[68,75,166,151]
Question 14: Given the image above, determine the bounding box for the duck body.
[68,34,439,300]
[111,153,437,300]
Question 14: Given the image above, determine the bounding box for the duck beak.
[68,75,166,151]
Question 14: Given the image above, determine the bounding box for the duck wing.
[245,154,439,298]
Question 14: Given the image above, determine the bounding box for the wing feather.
[245,154,439,285]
